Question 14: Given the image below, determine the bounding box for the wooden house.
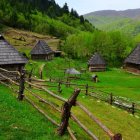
[124,44,140,74]
[0,35,28,79]
[30,40,54,60]
[88,53,106,72]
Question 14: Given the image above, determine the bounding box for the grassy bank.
[0,85,69,140]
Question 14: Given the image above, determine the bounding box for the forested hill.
[0,0,94,38]
[84,9,140,36]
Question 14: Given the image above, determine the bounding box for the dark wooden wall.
[89,64,106,72]
[0,64,24,80]
[31,54,54,60]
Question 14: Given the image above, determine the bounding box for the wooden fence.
[0,68,123,140]
[30,75,140,116]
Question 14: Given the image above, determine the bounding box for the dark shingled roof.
[124,44,140,65]
[0,35,28,65]
[30,40,54,55]
[88,53,106,65]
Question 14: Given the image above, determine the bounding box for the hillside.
[1,26,135,67]
[0,26,140,140]
[1,56,140,139]
[0,85,69,140]
[3,28,60,55]
[84,9,140,36]
[0,0,94,38]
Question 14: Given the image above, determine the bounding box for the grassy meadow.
[0,29,140,140]
[0,85,69,140]
[0,56,140,140]
[23,57,140,139]
[26,58,140,103]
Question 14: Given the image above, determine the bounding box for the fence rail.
[30,76,140,115]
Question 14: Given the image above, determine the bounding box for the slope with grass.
[0,84,69,140]
[1,58,140,140]
[2,28,60,56]
[26,58,140,103]
[24,58,140,140]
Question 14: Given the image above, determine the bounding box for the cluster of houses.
[0,35,140,77]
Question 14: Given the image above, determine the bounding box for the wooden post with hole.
[85,84,88,95]
[57,89,80,136]
[28,68,33,88]
[18,69,25,101]
[109,93,113,105]
[131,102,135,115]
[112,133,122,140]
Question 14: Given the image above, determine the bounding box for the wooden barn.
[30,40,54,60]
[0,35,28,79]
[124,44,140,74]
[88,53,106,72]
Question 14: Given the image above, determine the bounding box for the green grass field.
[0,85,69,140]
[26,58,140,103]
[23,57,140,140]
[1,57,140,140]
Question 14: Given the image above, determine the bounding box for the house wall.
[0,64,24,80]
[89,64,106,72]
[31,54,54,60]
[124,63,140,74]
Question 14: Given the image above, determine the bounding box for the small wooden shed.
[30,40,54,60]
[124,44,140,74]
[0,35,28,79]
[88,53,106,72]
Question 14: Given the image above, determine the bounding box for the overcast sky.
[55,0,140,15]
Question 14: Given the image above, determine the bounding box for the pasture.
[0,85,68,140]
[26,58,140,102]
[20,57,140,140]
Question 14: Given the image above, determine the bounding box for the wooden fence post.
[49,76,52,82]
[28,68,33,88]
[112,133,122,140]
[131,103,135,115]
[109,93,113,105]
[58,80,62,93]
[66,78,70,87]
[18,69,25,101]
[40,71,43,79]
[85,84,88,95]
[57,89,80,136]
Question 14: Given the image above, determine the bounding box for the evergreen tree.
[80,15,84,24]
[62,3,69,14]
